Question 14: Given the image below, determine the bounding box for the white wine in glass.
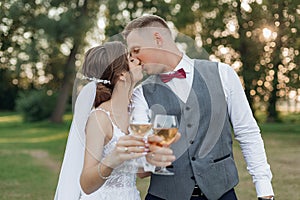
[152,127,178,146]
[129,123,152,138]
[152,114,178,175]
[129,108,152,138]
[128,108,152,168]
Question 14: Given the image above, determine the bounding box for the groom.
[123,15,274,200]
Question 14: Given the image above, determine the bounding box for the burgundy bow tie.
[159,68,186,83]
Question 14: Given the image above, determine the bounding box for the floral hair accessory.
[81,75,111,84]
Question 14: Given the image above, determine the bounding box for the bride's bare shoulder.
[86,107,113,136]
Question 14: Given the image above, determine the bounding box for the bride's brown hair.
[82,41,129,107]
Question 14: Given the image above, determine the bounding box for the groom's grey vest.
[142,60,239,200]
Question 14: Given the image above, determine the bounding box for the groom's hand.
[146,135,176,167]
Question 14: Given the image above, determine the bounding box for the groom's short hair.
[123,15,171,38]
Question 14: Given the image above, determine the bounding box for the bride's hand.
[102,135,148,169]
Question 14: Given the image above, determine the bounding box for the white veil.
[54,81,96,200]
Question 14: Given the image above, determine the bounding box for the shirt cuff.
[255,180,274,197]
[140,156,155,172]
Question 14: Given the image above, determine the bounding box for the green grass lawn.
[0,112,299,199]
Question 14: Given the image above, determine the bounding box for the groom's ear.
[153,32,163,47]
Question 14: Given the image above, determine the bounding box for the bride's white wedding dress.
[80,108,141,200]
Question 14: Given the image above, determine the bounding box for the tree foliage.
[1,0,102,122]
[1,0,299,122]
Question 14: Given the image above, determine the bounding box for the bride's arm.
[80,111,148,194]
[80,111,113,194]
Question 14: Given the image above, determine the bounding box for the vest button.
[191,176,195,180]
[191,157,196,161]
[186,106,190,111]
[189,140,194,144]
[187,124,192,128]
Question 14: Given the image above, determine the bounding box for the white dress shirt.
[132,54,274,197]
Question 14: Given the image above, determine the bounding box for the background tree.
[261,1,300,121]
[1,0,299,122]
[177,0,299,121]
[1,0,102,122]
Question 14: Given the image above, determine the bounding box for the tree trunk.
[235,2,257,117]
[50,43,79,123]
[238,40,257,117]
[50,0,88,123]
[266,2,285,123]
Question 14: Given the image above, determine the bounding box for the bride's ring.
[124,147,129,153]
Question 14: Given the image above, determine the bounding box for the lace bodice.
[80,108,140,200]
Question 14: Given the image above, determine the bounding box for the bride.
[54,41,176,200]
[78,41,146,200]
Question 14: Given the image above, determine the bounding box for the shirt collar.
[174,53,193,74]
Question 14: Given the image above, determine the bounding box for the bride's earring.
[119,75,126,82]
[119,73,128,85]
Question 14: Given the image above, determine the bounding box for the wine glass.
[152,114,178,175]
[129,107,152,139]
[128,107,152,168]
